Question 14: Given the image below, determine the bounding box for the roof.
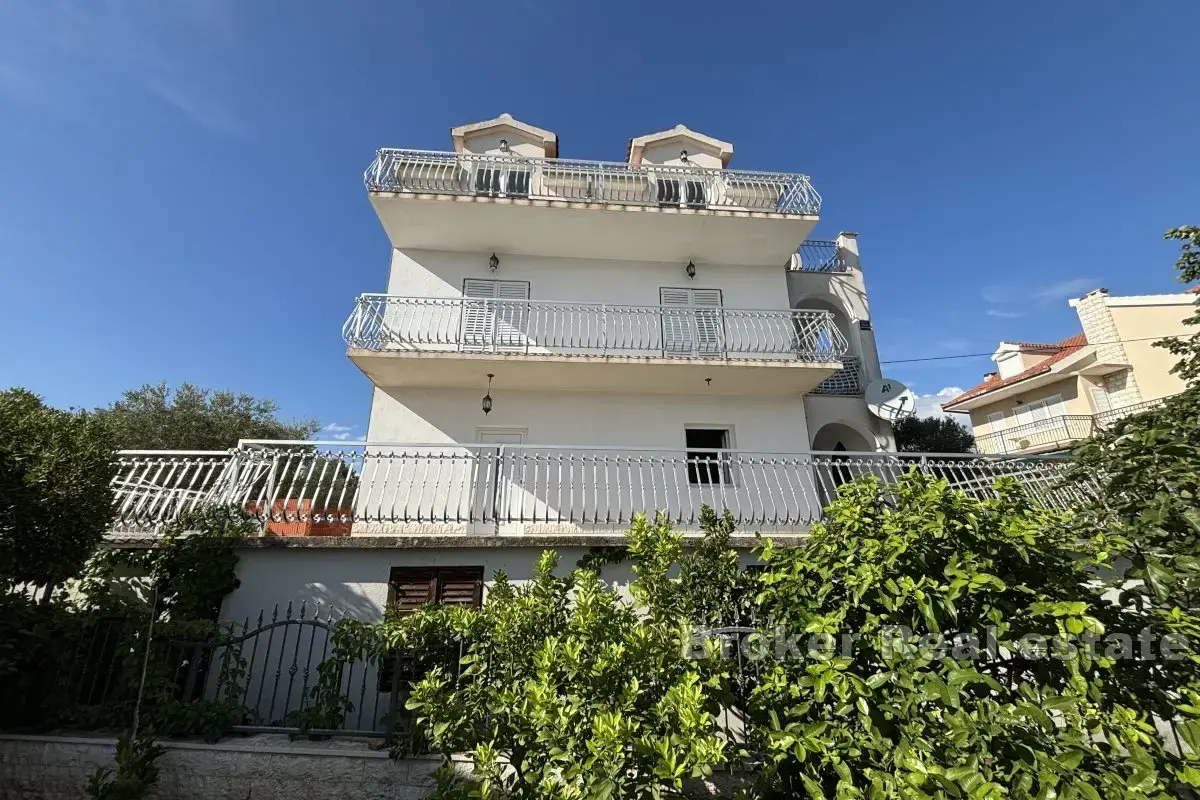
[942,333,1089,408]
[450,113,559,157]
[625,124,733,166]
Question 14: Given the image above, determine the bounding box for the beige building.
[943,287,1196,455]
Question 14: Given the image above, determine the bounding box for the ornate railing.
[975,397,1173,455]
[108,443,1089,534]
[810,357,863,395]
[793,240,848,272]
[364,149,822,216]
[342,295,850,362]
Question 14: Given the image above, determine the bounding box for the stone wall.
[0,734,447,800]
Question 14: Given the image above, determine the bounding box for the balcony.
[975,397,1170,455]
[342,295,849,395]
[810,357,864,396]
[109,444,1085,538]
[364,150,821,265]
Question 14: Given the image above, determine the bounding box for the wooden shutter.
[381,566,483,692]
[437,567,485,606]
[659,288,723,355]
[463,279,499,348]
[388,568,437,614]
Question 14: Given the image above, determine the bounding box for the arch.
[792,295,854,353]
[810,422,873,453]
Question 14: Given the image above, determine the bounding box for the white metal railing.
[342,295,850,362]
[811,357,863,395]
[975,396,1175,455]
[364,149,822,216]
[108,443,1091,533]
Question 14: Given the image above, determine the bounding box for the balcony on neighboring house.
[364,149,821,265]
[107,443,1086,539]
[342,294,851,395]
[974,397,1172,455]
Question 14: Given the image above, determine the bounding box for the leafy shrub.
[748,471,1194,798]
[400,515,731,799]
[85,730,166,800]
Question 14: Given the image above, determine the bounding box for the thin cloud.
[0,0,247,136]
[1031,278,1097,303]
[322,422,355,441]
[986,308,1023,319]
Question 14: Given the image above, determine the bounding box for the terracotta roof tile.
[942,333,1088,408]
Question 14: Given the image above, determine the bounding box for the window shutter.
[388,568,437,614]
[660,288,693,354]
[505,170,531,196]
[437,567,485,606]
[691,289,723,354]
[462,280,501,348]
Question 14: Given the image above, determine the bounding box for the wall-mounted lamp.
[499,139,509,153]
[482,374,495,415]
[489,253,499,272]
[685,260,696,279]
[705,377,712,387]
[679,149,689,162]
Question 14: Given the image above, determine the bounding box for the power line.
[879,334,1188,366]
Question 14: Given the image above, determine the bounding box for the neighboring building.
[943,287,1196,455]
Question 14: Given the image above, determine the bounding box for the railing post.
[490,446,503,536]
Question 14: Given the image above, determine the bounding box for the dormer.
[992,341,1062,379]
[450,113,558,158]
[627,124,734,170]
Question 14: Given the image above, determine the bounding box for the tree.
[748,472,1194,798]
[893,414,976,453]
[0,389,117,589]
[399,514,730,799]
[93,382,319,451]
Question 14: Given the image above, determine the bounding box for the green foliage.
[1155,226,1200,384]
[85,730,167,800]
[0,388,117,588]
[893,414,976,454]
[748,471,1188,799]
[0,507,250,739]
[93,381,318,450]
[401,517,730,799]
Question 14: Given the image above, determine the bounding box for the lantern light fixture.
[489,253,499,272]
[499,139,509,152]
[685,260,696,279]
[482,374,495,415]
[679,149,688,162]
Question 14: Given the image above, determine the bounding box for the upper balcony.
[364,149,821,266]
[342,294,848,395]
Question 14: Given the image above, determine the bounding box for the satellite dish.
[865,378,917,422]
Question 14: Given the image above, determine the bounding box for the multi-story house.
[943,287,1196,455]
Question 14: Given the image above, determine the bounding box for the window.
[657,177,707,209]
[660,287,724,356]
[1090,387,1112,413]
[686,427,730,485]
[462,279,530,350]
[474,166,531,198]
[1017,394,1063,429]
[379,566,484,692]
[986,411,1006,431]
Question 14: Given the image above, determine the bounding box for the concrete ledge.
[106,532,809,550]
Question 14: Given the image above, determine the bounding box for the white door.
[660,287,724,356]
[462,279,530,350]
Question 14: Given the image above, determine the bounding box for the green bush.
[747,471,1194,798]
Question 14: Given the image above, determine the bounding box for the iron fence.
[365,149,822,216]
[792,239,848,272]
[342,295,849,362]
[975,396,1176,455]
[106,444,1094,534]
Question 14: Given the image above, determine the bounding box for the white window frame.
[683,425,735,486]
[1090,387,1112,413]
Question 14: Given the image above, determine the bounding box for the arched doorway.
[810,423,874,507]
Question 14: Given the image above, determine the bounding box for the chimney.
[983,371,999,382]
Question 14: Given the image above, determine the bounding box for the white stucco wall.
[365,386,809,451]
[383,249,793,311]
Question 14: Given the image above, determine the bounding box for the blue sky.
[1,0,1197,435]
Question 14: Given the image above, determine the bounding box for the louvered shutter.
[475,168,501,196]
[463,279,499,349]
[660,287,693,354]
[388,568,437,614]
[691,289,724,354]
[437,567,485,607]
[493,281,530,348]
[505,169,531,196]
